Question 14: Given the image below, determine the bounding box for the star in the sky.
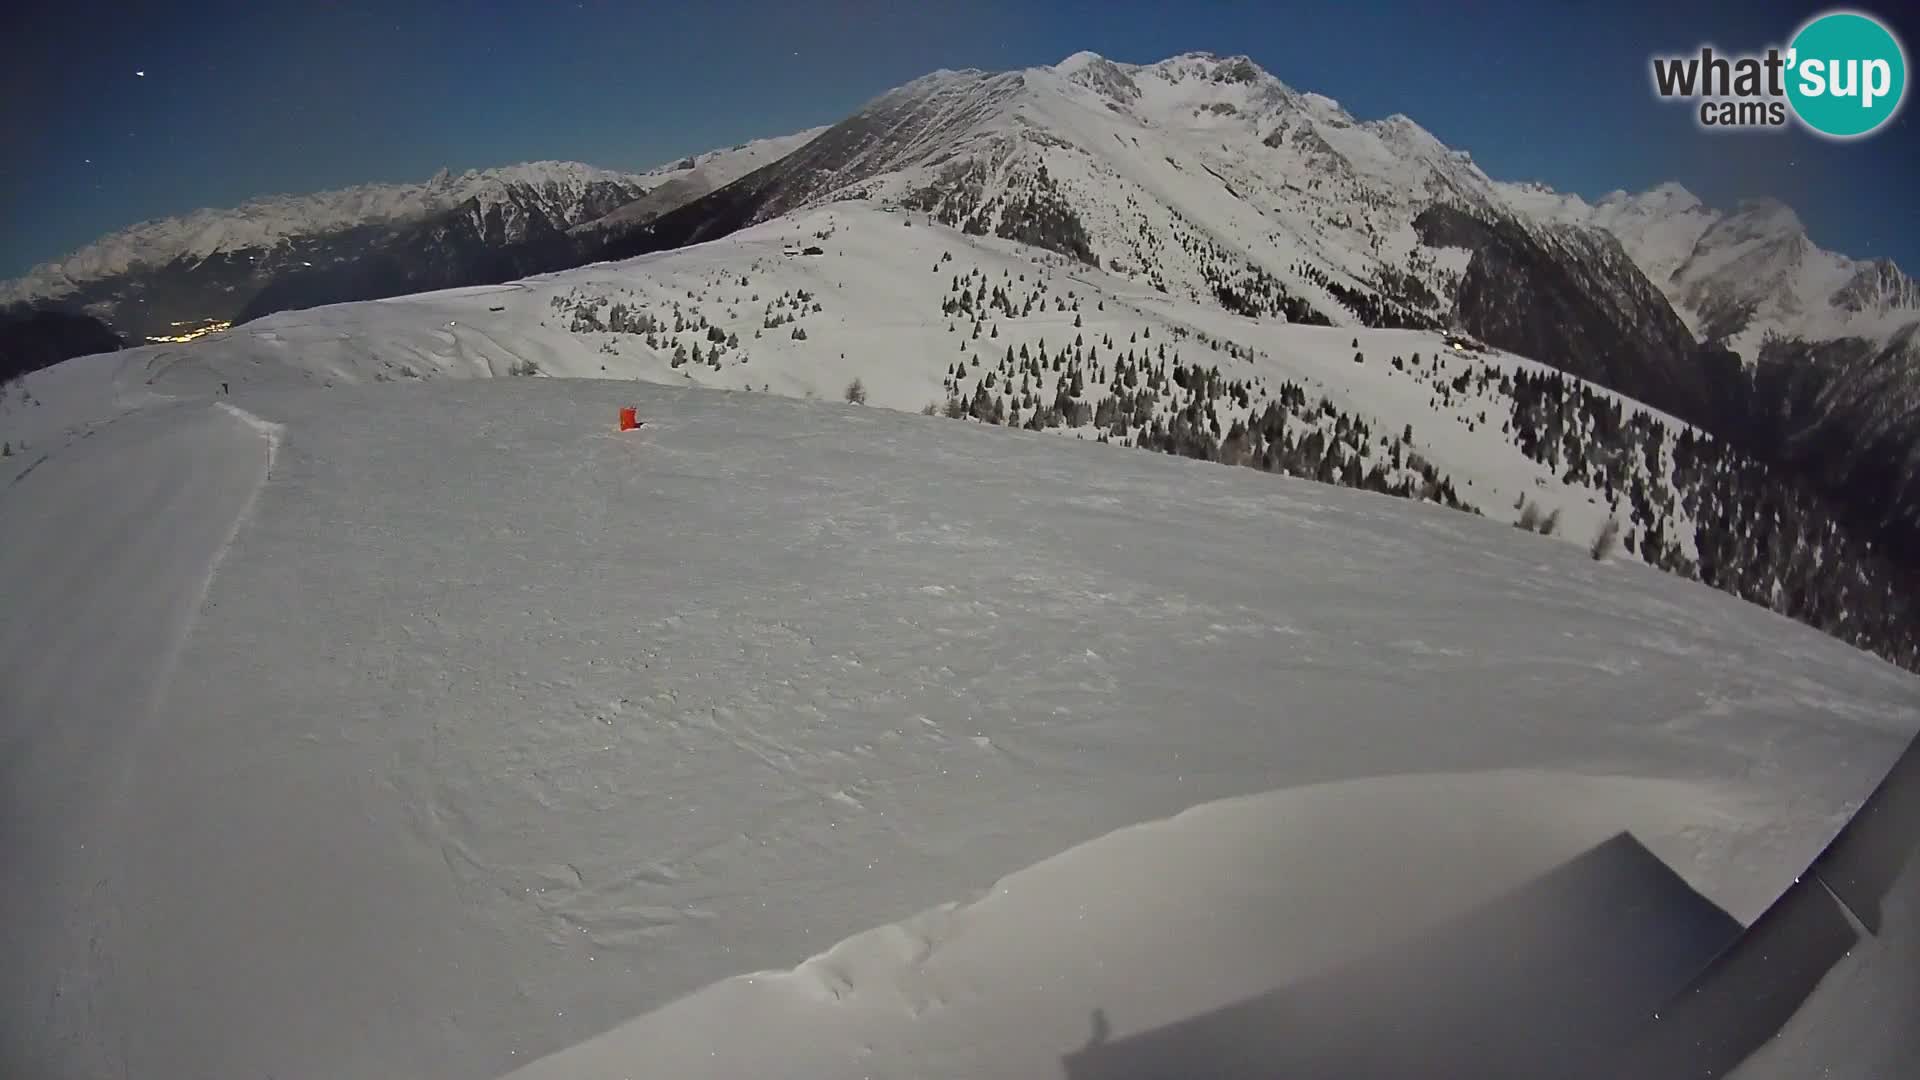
[135,70,145,77]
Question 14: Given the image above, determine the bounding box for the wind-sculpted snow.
[2,375,1913,1079]
[501,771,1774,1080]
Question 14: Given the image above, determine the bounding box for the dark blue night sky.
[4,0,1914,277]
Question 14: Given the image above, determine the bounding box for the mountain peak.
[1370,113,1445,151]
[1054,50,1108,74]
[1053,50,1143,102]
[1596,182,1703,216]
[1728,196,1804,234]
[1202,53,1266,84]
[1137,51,1269,85]
[1646,181,1699,204]
[896,66,999,96]
[1832,256,1920,314]
[1298,91,1352,122]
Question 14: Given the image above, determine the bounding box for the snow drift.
[2,375,1914,1080]
[501,770,1762,1080]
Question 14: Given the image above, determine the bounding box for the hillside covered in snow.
[9,50,1916,559]
[573,51,1917,578]
[1499,179,1920,558]
[11,200,1914,670]
[3,365,1915,1079]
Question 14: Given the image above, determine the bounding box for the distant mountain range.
[9,56,1912,373]
[0,131,820,361]
[5,50,1917,560]
[1500,181,1920,548]
[1504,181,1918,355]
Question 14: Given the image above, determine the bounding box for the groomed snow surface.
[3,376,1916,1079]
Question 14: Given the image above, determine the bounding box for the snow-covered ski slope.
[2,372,1914,1079]
[3,204,1719,569]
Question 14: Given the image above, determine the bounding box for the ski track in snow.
[0,400,279,1080]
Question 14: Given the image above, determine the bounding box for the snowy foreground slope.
[3,374,1915,1079]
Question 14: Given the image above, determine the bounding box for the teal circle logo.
[1786,10,1907,138]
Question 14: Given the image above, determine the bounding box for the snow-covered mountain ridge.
[9,49,1902,376]
[607,50,1903,401]
[9,49,1901,395]
[1499,179,1919,360]
[595,49,1918,594]
[0,130,825,351]
[1500,176,1920,554]
[2,133,822,305]
[3,161,650,303]
[616,51,1724,422]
